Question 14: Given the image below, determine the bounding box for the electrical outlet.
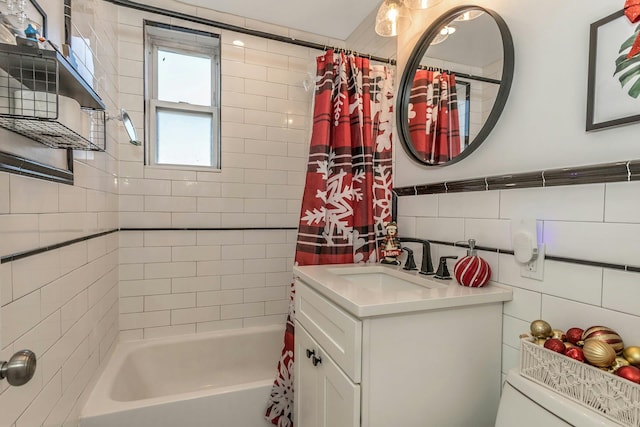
[521,244,545,281]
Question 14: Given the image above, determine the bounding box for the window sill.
[144,163,222,173]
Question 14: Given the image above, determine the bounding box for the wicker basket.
[520,338,640,427]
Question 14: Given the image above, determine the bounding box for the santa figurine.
[380,221,402,265]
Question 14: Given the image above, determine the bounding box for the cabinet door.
[295,322,360,427]
[295,322,320,427]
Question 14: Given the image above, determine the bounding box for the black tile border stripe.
[3,226,638,276]
[544,255,627,271]
[394,159,640,196]
[1,229,118,264]
[417,239,640,273]
[0,227,298,264]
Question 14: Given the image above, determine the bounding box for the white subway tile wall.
[0,0,120,425]
[115,0,331,336]
[398,181,640,377]
[118,230,294,337]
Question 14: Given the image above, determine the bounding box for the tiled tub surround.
[117,0,323,231]
[0,0,121,424]
[118,229,295,340]
[0,233,119,427]
[114,0,344,334]
[396,179,640,378]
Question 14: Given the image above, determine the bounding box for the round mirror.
[397,6,514,166]
[121,109,141,146]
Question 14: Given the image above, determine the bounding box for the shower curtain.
[264,50,394,427]
[408,70,461,164]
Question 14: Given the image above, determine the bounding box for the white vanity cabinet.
[293,264,512,427]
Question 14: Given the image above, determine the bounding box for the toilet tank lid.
[504,369,617,427]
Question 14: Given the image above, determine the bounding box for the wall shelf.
[0,42,106,151]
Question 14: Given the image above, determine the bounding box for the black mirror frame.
[396,5,515,167]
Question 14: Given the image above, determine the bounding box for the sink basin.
[327,266,443,291]
[294,263,513,317]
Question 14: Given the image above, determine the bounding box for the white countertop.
[293,263,513,318]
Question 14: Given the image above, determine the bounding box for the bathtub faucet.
[399,237,435,275]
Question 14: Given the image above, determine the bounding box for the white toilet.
[495,369,617,427]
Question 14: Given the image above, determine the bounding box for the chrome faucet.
[398,238,435,275]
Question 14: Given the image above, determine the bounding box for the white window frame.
[144,22,221,170]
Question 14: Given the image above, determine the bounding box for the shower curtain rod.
[104,0,397,65]
[417,65,501,85]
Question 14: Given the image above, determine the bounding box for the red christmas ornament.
[566,327,584,345]
[454,239,491,288]
[616,365,640,384]
[544,338,566,354]
[582,326,624,354]
[565,347,585,363]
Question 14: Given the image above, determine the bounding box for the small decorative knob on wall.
[453,239,491,288]
[0,349,36,386]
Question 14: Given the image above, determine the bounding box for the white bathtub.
[80,325,283,427]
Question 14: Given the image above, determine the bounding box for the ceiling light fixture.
[375,0,412,37]
[441,25,456,35]
[430,26,456,45]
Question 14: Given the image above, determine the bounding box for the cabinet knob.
[306,349,315,359]
[312,354,322,366]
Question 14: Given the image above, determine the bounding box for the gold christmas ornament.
[613,356,630,371]
[551,329,566,341]
[581,326,624,354]
[623,346,640,366]
[530,320,553,339]
[535,338,547,346]
[583,339,617,368]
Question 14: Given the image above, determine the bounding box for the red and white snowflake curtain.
[265,50,394,427]
[408,70,461,164]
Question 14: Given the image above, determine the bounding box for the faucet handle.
[434,255,458,280]
[402,247,417,271]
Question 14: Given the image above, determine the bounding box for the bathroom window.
[144,22,221,169]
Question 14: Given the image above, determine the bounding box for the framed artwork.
[587,9,640,131]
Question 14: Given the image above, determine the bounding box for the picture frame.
[586,9,640,131]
